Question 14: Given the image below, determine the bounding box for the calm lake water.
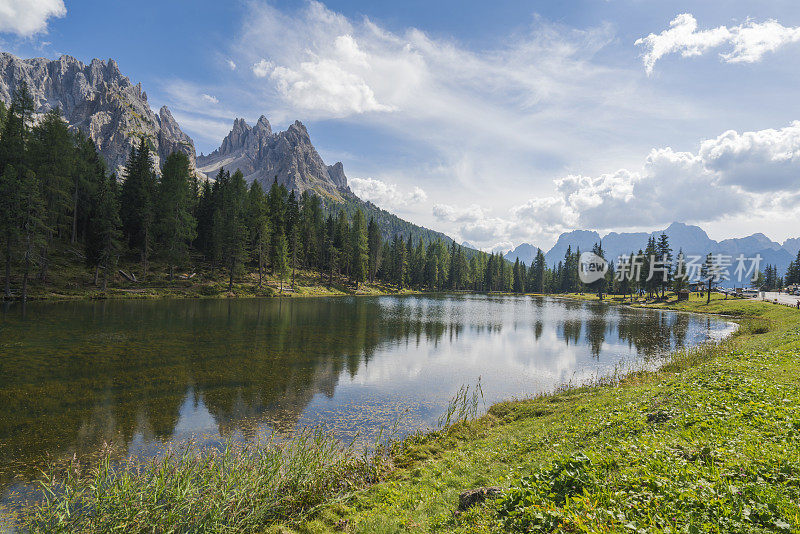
[0,294,735,516]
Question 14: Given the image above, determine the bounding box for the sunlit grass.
[25,429,387,533]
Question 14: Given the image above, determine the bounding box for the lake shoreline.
[16,294,790,532]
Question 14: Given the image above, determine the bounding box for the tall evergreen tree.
[18,169,46,302]
[351,209,368,289]
[120,137,158,277]
[0,83,34,297]
[85,173,122,288]
[156,152,197,279]
[247,181,269,287]
[367,217,381,282]
[29,108,74,281]
[656,233,672,299]
[273,230,289,293]
[286,191,300,288]
[216,169,249,291]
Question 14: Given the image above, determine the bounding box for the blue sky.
[3,0,800,251]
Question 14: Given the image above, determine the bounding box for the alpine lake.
[0,294,736,522]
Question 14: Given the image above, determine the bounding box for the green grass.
[299,298,800,533]
[19,298,800,533]
[24,430,389,533]
[2,241,415,302]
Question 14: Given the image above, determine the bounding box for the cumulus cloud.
[0,0,65,37]
[699,122,800,192]
[434,121,800,250]
[349,177,427,209]
[227,59,237,70]
[636,14,800,74]
[201,94,219,104]
[432,203,487,223]
[252,59,274,78]
[524,121,800,230]
[269,38,395,115]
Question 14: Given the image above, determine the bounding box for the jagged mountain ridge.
[505,222,798,284]
[0,52,196,175]
[0,52,470,249]
[197,116,350,201]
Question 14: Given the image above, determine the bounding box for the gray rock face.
[0,52,197,175]
[197,116,351,200]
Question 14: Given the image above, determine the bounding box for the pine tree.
[247,181,269,287]
[0,83,34,297]
[120,137,157,278]
[367,217,381,282]
[512,258,523,293]
[350,209,368,289]
[590,241,606,300]
[267,177,288,270]
[194,178,215,259]
[29,108,75,281]
[85,173,122,288]
[218,170,248,291]
[72,133,107,244]
[273,231,289,293]
[701,253,715,304]
[335,211,351,276]
[324,214,337,287]
[286,191,300,289]
[300,191,323,269]
[673,249,687,296]
[156,152,197,279]
[18,169,46,302]
[531,249,545,293]
[643,237,658,298]
[656,233,672,299]
[0,166,22,297]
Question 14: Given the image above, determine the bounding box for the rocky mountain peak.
[254,115,272,135]
[0,52,197,176]
[197,116,351,200]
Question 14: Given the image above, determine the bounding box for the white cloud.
[699,122,800,192]
[636,14,800,74]
[350,177,426,209]
[227,59,237,70]
[432,203,487,223]
[0,0,65,37]
[252,59,274,78]
[201,94,219,104]
[430,121,800,250]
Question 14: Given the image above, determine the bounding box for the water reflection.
[0,295,734,498]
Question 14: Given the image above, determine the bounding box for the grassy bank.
[2,243,416,301]
[316,297,800,533]
[21,298,800,533]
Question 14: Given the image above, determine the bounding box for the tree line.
[2,83,795,301]
[0,84,515,299]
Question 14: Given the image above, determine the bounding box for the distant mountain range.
[505,222,800,283]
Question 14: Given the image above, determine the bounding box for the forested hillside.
[0,84,519,301]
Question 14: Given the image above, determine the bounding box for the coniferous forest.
[0,84,532,301]
[4,83,796,303]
